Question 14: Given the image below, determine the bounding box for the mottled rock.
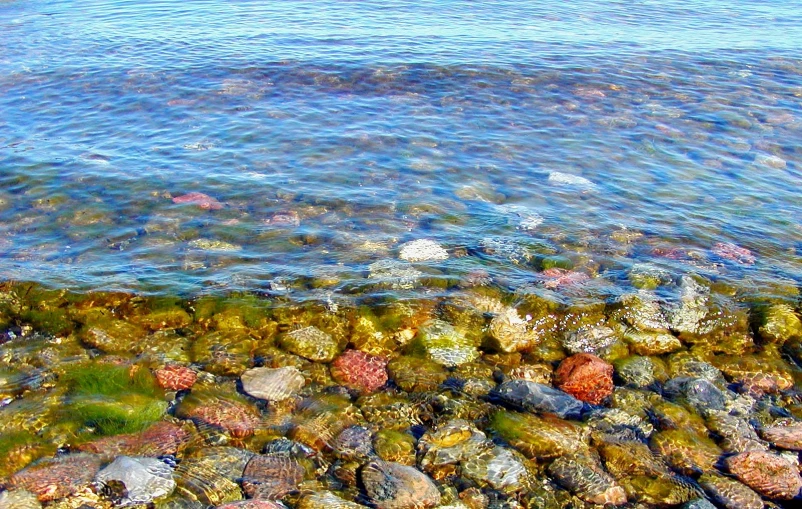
[172,192,223,210]
[726,450,802,500]
[616,293,670,332]
[489,410,588,460]
[614,356,667,388]
[241,366,306,402]
[178,394,261,439]
[554,353,614,405]
[241,453,305,500]
[9,454,103,502]
[330,350,388,393]
[760,422,802,451]
[398,239,448,262]
[712,242,755,264]
[155,365,198,391]
[331,426,374,461]
[373,430,417,466]
[216,501,285,509]
[698,472,763,509]
[547,455,627,506]
[387,356,448,392]
[650,429,722,476]
[624,330,682,355]
[666,276,710,335]
[95,456,176,505]
[663,377,728,415]
[462,446,530,492]
[418,420,490,471]
[413,320,479,367]
[361,461,441,509]
[0,489,42,509]
[488,380,584,419]
[279,326,340,362]
[76,421,190,458]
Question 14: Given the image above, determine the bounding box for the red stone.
[155,364,198,391]
[726,450,802,500]
[554,353,613,405]
[330,349,388,393]
[10,454,103,502]
[712,242,755,265]
[76,421,190,457]
[540,268,590,290]
[172,192,223,210]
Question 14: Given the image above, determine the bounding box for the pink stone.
[331,349,388,393]
[155,364,198,391]
[712,242,755,265]
[172,192,224,210]
[554,353,614,405]
[540,268,590,289]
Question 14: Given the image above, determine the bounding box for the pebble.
[240,366,306,402]
[241,453,305,500]
[330,349,388,393]
[94,456,176,506]
[172,192,224,210]
[562,325,617,355]
[0,489,42,509]
[698,472,763,509]
[554,353,614,405]
[488,379,584,419]
[398,239,448,262]
[462,446,530,492]
[155,364,198,391]
[547,171,597,191]
[712,242,755,265]
[725,450,802,500]
[216,501,286,509]
[361,461,441,509]
[77,421,190,458]
[279,326,341,362]
[547,455,627,506]
[9,454,103,502]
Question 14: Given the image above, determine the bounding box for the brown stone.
[759,423,802,451]
[554,353,614,405]
[726,450,802,500]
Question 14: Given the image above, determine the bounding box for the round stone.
[241,366,306,402]
[95,456,176,505]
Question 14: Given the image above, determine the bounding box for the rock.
[650,429,722,476]
[216,501,286,509]
[241,453,305,500]
[505,363,552,385]
[174,459,243,506]
[554,353,614,405]
[539,268,590,289]
[80,319,148,354]
[488,307,542,353]
[726,450,802,500]
[9,454,103,502]
[489,410,588,460]
[712,242,755,264]
[0,489,42,509]
[562,325,617,355]
[398,239,448,262]
[547,455,627,506]
[361,461,441,509]
[462,446,530,492]
[177,393,261,439]
[759,422,802,451]
[597,439,670,479]
[698,472,763,509]
[279,326,341,362]
[187,446,256,481]
[296,491,364,509]
[488,380,584,419]
[172,192,223,210]
[663,377,728,415]
[76,421,190,458]
[155,365,198,391]
[547,172,597,191]
[373,430,417,466]
[95,456,175,505]
[681,500,718,509]
[628,263,670,290]
[418,420,490,472]
[757,303,802,345]
[614,356,667,388]
[705,411,768,453]
[666,276,710,335]
[754,153,787,169]
[387,356,448,392]
[240,366,306,402]
[623,474,702,506]
[367,260,422,290]
[331,426,374,461]
[412,320,479,367]
[616,293,669,332]
[188,239,242,252]
[624,330,682,355]
[330,350,388,393]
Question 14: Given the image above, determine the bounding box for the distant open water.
[1,0,802,299]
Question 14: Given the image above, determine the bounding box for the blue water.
[1,0,802,299]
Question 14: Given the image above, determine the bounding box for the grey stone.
[95,456,175,506]
[488,380,585,419]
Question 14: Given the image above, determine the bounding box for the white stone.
[95,456,175,506]
[398,239,448,262]
[241,366,306,402]
[547,171,597,190]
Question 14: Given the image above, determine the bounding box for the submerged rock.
[488,380,584,419]
[330,350,388,393]
[413,320,479,367]
[698,472,763,509]
[240,366,306,402]
[462,446,530,492]
[279,326,341,362]
[361,461,441,509]
[726,450,802,500]
[155,365,198,391]
[95,456,176,506]
[241,453,305,500]
[172,192,224,210]
[547,455,627,506]
[554,353,614,405]
[9,454,103,502]
[398,239,448,262]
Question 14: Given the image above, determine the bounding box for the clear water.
[2,0,802,300]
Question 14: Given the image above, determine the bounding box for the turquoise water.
[1,0,802,299]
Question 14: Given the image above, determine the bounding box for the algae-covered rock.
[411,320,479,367]
[614,356,668,388]
[80,319,148,354]
[373,429,417,466]
[698,471,763,509]
[191,331,253,377]
[624,330,682,356]
[650,428,722,476]
[757,303,802,345]
[290,394,361,452]
[387,356,448,392]
[614,293,670,332]
[279,326,341,362]
[489,410,588,460]
[622,474,702,506]
[628,263,670,290]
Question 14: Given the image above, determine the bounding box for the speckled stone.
[76,421,190,458]
[726,450,802,500]
[9,454,103,502]
[760,422,802,451]
[554,353,614,405]
[330,350,388,393]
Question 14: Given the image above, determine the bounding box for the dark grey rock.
[488,380,585,419]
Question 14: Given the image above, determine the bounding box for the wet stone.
[624,330,682,356]
[650,428,722,477]
[759,422,802,451]
[95,456,176,506]
[488,380,584,419]
[174,459,243,506]
[562,325,617,355]
[361,461,441,509]
[9,454,104,502]
[725,450,802,500]
[331,425,374,461]
[241,453,305,500]
[398,239,448,262]
[279,326,341,362]
[241,366,306,402]
[554,353,614,405]
[663,377,728,415]
[76,421,190,458]
[418,419,490,471]
[373,429,417,466]
[614,355,667,388]
[547,455,627,506]
[187,446,256,481]
[330,350,388,393]
[413,320,479,367]
[216,501,286,509]
[155,365,198,391]
[757,303,802,345]
[490,410,588,460]
[487,307,542,353]
[698,472,763,509]
[0,489,43,509]
[296,491,364,509]
[387,356,448,393]
[462,446,530,493]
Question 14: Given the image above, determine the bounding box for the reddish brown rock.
[712,242,755,265]
[172,192,223,210]
[9,454,103,502]
[186,399,261,438]
[76,421,190,457]
[738,371,787,398]
[540,268,590,290]
[241,454,305,500]
[554,353,613,405]
[155,364,198,391]
[726,450,802,500]
[330,350,388,393]
[759,423,802,451]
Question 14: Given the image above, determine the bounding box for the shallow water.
[1,0,801,300]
